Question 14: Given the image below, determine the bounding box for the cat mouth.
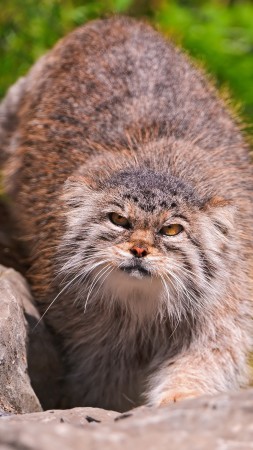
[120,263,151,279]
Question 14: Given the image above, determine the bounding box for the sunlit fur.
[1,17,252,412]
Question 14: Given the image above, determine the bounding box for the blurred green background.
[1,0,253,133]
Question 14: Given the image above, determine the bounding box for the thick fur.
[1,17,253,412]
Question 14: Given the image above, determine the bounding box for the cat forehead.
[104,169,202,212]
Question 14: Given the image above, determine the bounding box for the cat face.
[60,168,235,322]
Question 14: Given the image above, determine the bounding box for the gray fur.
[1,17,253,411]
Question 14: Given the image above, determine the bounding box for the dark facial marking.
[170,214,189,223]
[182,259,194,276]
[99,234,115,242]
[163,245,189,262]
[105,168,202,215]
[120,262,151,277]
[213,221,229,236]
[187,235,216,280]
[75,235,84,242]
[112,201,125,210]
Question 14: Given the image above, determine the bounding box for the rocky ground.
[0,237,253,449]
[1,389,253,449]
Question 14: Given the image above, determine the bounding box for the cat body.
[1,17,253,411]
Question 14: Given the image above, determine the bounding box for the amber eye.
[109,212,130,228]
[160,224,184,236]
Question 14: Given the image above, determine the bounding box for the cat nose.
[130,245,148,258]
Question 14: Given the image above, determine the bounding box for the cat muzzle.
[120,262,151,279]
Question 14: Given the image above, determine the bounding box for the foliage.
[154,1,253,133]
[0,0,132,98]
[1,1,253,131]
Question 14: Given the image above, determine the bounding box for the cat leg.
[146,315,251,406]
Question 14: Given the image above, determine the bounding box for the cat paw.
[158,389,201,406]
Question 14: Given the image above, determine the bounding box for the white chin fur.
[100,267,164,320]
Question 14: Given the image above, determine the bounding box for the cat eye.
[160,224,184,236]
[109,212,130,228]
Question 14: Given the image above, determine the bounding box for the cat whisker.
[160,274,182,326]
[170,261,214,290]
[84,264,113,312]
[75,259,112,289]
[33,271,83,330]
[53,251,101,284]
[59,254,102,274]
[46,259,111,314]
[88,265,116,309]
[163,271,199,325]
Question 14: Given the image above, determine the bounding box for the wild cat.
[1,16,253,412]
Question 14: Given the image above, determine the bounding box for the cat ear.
[203,196,235,236]
[205,196,231,208]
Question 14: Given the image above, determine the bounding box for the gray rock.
[4,406,118,425]
[0,265,42,413]
[1,390,253,449]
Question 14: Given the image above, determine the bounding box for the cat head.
[59,162,235,324]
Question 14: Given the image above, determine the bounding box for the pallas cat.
[1,16,253,412]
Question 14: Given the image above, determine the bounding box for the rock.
[4,406,118,425]
[0,265,42,413]
[1,390,253,449]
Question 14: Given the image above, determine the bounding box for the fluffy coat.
[1,16,253,411]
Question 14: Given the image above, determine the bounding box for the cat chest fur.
[59,299,185,412]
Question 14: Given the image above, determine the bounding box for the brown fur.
[1,17,253,412]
